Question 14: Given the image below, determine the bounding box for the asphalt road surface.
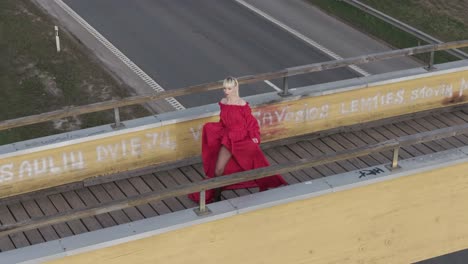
[244,0,421,74]
[63,0,359,108]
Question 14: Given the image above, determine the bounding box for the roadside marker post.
[55,26,61,52]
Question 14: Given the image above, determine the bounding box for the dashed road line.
[264,80,282,92]
[54,0,185,110]
[234,0,371,77]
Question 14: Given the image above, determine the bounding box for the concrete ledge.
[3,146,468,263]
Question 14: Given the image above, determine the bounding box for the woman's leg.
[213,145,232,201]
[215,145,232,176]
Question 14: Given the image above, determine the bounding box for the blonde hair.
[223,76,239,97]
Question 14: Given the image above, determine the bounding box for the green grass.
[361,1,468,41]
[0,0,149,145]
[309,0,459,64]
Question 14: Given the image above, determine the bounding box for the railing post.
[278,76,291,97]
[111,107,125,129]
[194,189,212,216]
[425,50,435,71]
[391,146,400,170]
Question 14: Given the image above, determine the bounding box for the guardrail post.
[111,107,125,129]
[425,51,435,71]
[278,77,291,97]
[194,189,212,216]
[391,146,401,170]
[54,26,61,53]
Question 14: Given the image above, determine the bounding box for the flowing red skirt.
[189,122,287,203]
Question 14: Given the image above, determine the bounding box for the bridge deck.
[1,107,468,252]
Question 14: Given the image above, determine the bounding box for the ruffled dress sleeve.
[244,104,261,143]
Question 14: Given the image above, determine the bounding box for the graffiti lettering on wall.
[459,78,468,96]
[341,90,405,114]
[96,131,176,162]
[341,84,456,114]
[0,76,467,184]
[0,131,177,183]
[253,104,329,127]
[252,79,465,123]
[190,125,203,141]
[410,84,454,101]
[0,151,84,183]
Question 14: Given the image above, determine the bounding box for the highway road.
[63,0,360,108]
[244,0,421,74]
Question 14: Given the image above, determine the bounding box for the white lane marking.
[54,0,185,110]
[264,80,282,92]
[234,0,371,77]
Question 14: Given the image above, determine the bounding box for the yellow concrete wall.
[0,69,467,198]
[47,160,468,264]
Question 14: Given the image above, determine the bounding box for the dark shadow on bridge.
[415,248,468,264]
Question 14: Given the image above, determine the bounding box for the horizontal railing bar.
[398,122,468,146]
[284,41,468,77]
[238,40,468,84]
[1,40,468,131]
[0,139,399,236]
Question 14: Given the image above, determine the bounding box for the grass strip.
[0,0,148,145]
[361,0,468,54]
[309,0,459,64]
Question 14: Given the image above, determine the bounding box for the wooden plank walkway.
[0,107,468,252]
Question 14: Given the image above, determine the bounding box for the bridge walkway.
[0,107,467,252]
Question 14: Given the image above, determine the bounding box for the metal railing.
[0,40,468,131]
[1,122,468,236]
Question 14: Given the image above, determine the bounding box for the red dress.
[188,102,287,203]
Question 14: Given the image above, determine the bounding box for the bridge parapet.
[0,60,468,198]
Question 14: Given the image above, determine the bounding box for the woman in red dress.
[189,77,287,203]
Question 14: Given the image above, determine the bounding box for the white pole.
[55,26,61,52]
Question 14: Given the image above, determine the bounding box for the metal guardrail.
[342,0,468,60]
[1,122,468,236]
[0,40,468,131]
